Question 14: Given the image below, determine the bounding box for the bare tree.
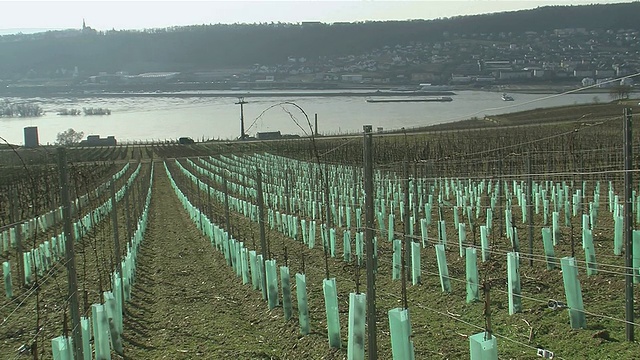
[609,84,632,101]
[55,128,84,146]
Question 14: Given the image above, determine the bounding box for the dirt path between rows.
[122,162,335,359]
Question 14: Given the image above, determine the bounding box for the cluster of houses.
[250,27,639,86]
[23,25,638,88]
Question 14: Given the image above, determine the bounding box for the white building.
[581,77,596,87]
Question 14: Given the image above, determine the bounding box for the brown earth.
[122,162,344,360]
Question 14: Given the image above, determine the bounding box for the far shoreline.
[0,81,634,97]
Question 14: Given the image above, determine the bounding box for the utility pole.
[314,114,319,136]
[363,125,377,360]
[236,97,248,140]
[624,108,634,341]
[58,147,84,360]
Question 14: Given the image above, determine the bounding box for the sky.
[0,0,636,32]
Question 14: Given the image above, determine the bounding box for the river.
[0,90,603,145]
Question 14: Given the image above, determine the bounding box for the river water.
[0,90,602,145]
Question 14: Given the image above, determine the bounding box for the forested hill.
[0,2,638,77]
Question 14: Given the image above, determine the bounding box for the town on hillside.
[0,6,638,92]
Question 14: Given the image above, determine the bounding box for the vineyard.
[2,102,640,359]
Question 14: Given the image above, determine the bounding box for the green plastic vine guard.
[561,257,586,329]
[392,240,401,280]
[486,208,492,231]
[44,241,52,270]
[301,219,307,244]
[235,242,243,278]
[373,236,379,272]
[3,261,12,299]
[634,231,640,284]
[589,201,598,229]
[388,308,415,360]
[32,249,41,277]
[467,205,475,230]
[424,203,432,226]
[257,254,266,300]
[411,242,421,285]
[480,225,490,262]
[222,232,231,266]
[387,213,394,242]
[409,217,414,241]
[469,332,498,360]
[520,193,540,218]
[249,250,262,290]
[104,291,123,355]
[347,292,366,360]
[265,260,279,309]
[309,221,316,249]
[23,252,31,285]
[280,266,292,321]
[636,196,640,225]
[466,247,479,303]
[435,244,451,293]
[292,216,298,240]
[541,228,557,270]
[51,336,73,360]
[9,227,16,248]
[614,215,623,256]
[573,191,581,217]
[458,223,466,258]
[581,214,590,248]
[91,303,111,360]
[343,230,352,262]
[81,316,91,360]
[438,220,447,245]
[512,227,520,253]
[323,278,342,349]
[113,275,124,332]
[505,209,513,241]
[507,252,522,315]
[609,182,614,212]
[453,206,460,230]
[356,231,363,266]
[552,212,560,246]
[241,248,250,285]
[420,219,428,248]
[330,228,337,258]
[543,199,550,226]
[583,229,597,276]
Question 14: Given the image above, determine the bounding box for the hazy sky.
[1,0,636,31]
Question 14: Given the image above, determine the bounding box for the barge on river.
[365,96,453,103]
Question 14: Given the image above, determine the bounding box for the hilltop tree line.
[0,2,638,77]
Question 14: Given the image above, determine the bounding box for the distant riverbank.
[1,80,630,97]
[480,84,637,95]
